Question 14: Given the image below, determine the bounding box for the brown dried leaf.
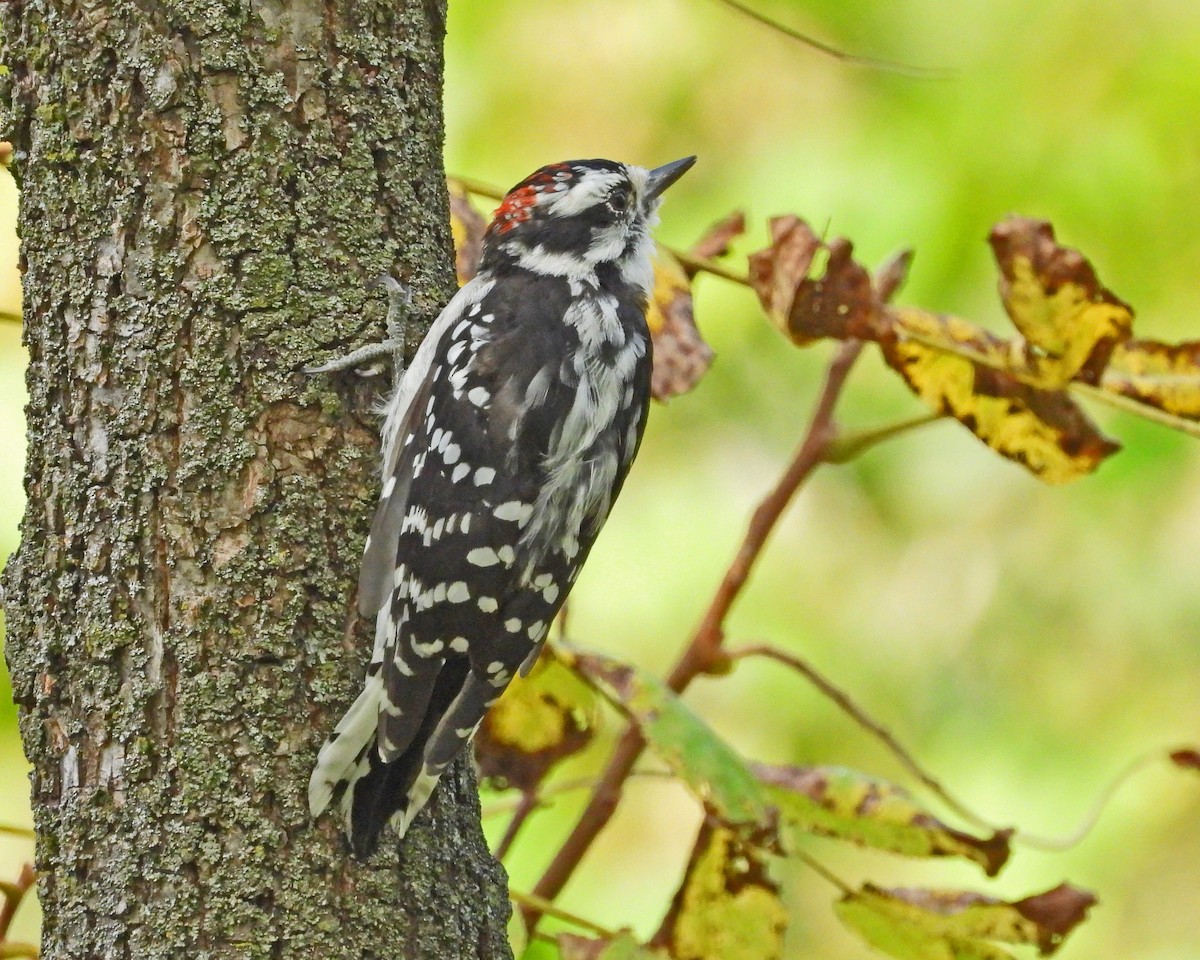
[646,247,714,401]
[474,646,599,792]
[788,236,880,342]
[688,211,746,263]
[652,821,788,960]
[747,216,822,343]
[989,217,1132,385]
[748,218,881,344]
[447,178,486,285]
[882,307,1120,484]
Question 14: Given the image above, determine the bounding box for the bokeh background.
[3,0,1199,956]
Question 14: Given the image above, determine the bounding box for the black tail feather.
[348,656,470,858]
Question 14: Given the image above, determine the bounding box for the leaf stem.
[508,890,616,939]
[728,643,996,834]
[822,411,942,464]
[1072,380,1200,440]
[792,849,854,895]
[1007,745,1199,852]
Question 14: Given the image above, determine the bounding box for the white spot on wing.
[468,386,490,407]
[493,501,529,523]
[447,582,470,603]
[467,547,500,567]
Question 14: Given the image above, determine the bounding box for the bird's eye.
[607,191,629,213]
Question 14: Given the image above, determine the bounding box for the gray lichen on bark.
[0,0,512,956]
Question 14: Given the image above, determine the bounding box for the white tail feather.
[308,672,383,817]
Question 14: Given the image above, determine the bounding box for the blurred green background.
[3,0,1199,955]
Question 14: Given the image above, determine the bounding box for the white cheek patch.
[548,168,626,216]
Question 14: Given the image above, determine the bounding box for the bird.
[308,155,696,857]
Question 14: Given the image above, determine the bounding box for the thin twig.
[671,249,750,285]
[0,863,34,944]
[509,890,616,939]
[0,827,33,841]
[709,0,954,79]
[792,849,854,896]
[728,642,993,833]
[481,768,677,820]
[526,340,865,931]
[675,339,864,682]
[493,790,539,861]
[1006,745,1197,852]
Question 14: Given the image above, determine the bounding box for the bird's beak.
[645,156,696,201]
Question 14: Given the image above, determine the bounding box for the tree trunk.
[0,0,512,956]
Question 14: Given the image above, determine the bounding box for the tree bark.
[0,0,512,957]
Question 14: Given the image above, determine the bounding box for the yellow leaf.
[989,217,1132,386]
[1101,339,1200,420]
[883,307,1119,484]
[654,822,787,960]
[474,646,599,792]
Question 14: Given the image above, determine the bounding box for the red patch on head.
[488,163,575,235]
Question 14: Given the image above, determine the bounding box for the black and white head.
[480,156,696,289]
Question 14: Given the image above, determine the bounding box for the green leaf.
[835,883,1096,960]
[754,763,1010,876]
[562,644,772,831]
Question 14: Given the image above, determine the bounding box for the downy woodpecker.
[309,156,695,856]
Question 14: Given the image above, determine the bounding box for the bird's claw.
[305,277,411,381]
